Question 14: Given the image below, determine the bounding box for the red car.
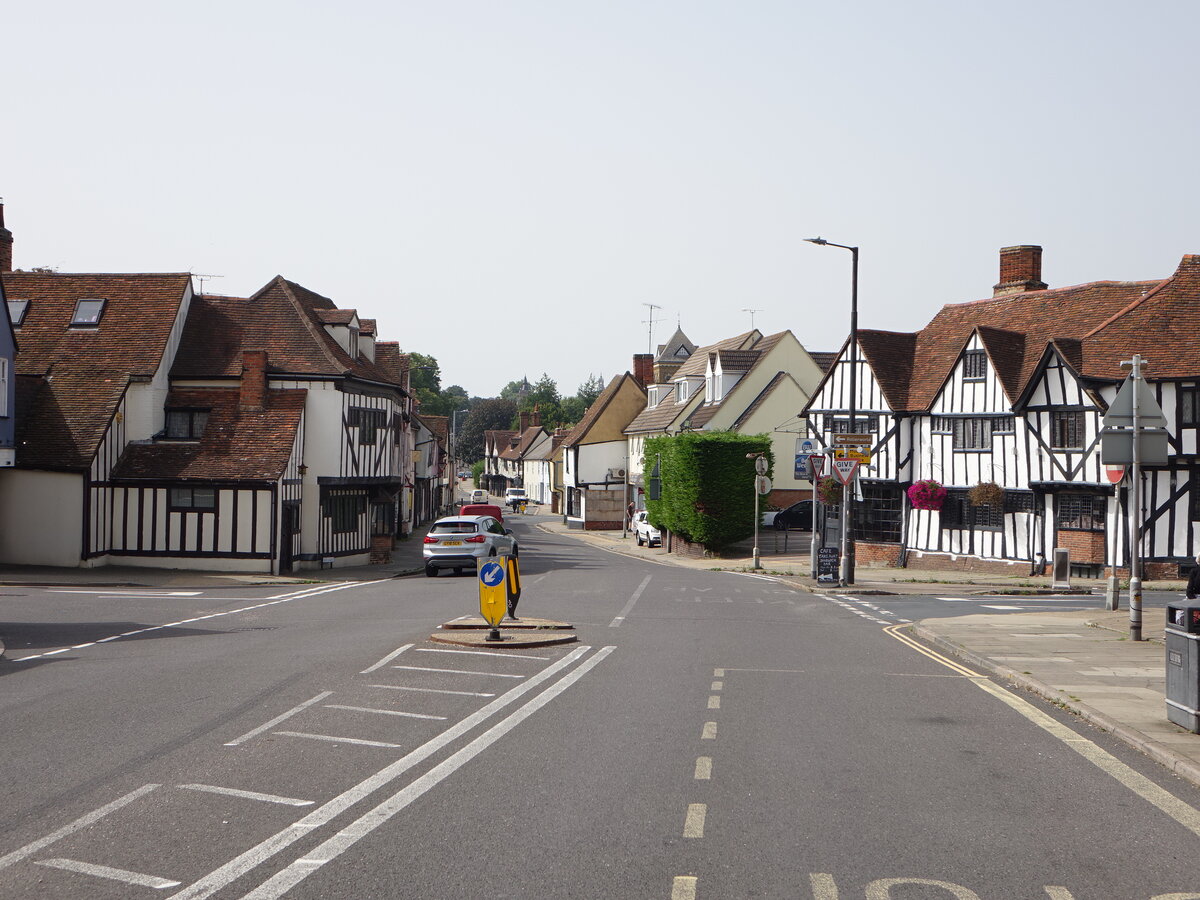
[460,503,505,522]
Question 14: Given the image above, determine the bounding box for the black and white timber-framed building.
[803,245,1200,579]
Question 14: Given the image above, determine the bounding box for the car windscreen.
[431,522,479,534]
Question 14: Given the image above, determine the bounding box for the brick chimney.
[519,410,530,432]
[993,245,1047,297]
[240,350,268,412]
[0,203,12,272]
[531,405,541,428]
[633,353,654,386]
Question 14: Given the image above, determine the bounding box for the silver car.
[423,515,517,577]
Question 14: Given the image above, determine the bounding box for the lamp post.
[451,408,469,503]
[806,237,858,586]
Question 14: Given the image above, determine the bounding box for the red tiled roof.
[110,389,306,481]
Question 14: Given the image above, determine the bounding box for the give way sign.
[832,458,859,485]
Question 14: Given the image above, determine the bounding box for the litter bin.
[1165,601,1200,733]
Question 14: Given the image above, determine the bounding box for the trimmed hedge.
[644,431,773,550]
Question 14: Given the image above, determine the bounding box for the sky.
[4,1,1199,399]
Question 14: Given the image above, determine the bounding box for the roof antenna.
[642,302,662,355]
[742,308,762,329]
[192,272,224,295]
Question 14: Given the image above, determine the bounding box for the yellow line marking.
[885,624,1200,839]
[707,696,721,709]
[884,624,980,677]
[672,876,698,900]
[683,803,706,838]
[701,722,717,740]
[694,757,712,780]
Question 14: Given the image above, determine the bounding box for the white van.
[469,489,487,504]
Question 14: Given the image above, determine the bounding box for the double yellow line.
[883,623,981,678]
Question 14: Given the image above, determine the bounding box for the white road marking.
[369,684,495,698]
[0,784,159,873]
[982,605,1027,610]
[324,704,447,721]
[391,665,524,678]
[810,873,839,900]
[224,692,333,747]
[672,876,698,900]
[683,803,707,838]
[173,646,595,900]
[707,696,720,709]
[239,647,616,900]
[274,731,403,749]
[610,575,652,627]
[8,584,367,662]
[701,722,717,740]
[711,681,723,691]
[48,589,201,596]
[694,757,712,780]
[359,644,413,674]
[179,785,314,807]
[415,647,548,661]
[36,858,180,889]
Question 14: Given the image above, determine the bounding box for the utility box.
[1165,602,1200,733]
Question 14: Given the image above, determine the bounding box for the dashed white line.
[274,731,403,749]
[325,704,447,721]
[179,785,314,807]
[36,858,180,890]
[391,665,524,678]
[0,784,159,872]
[610,575,652,627]
[694,757,712,780]
[369,684,495,698]
[360,644,413,674]
[224,692,334,747]
[701,722,717,740]
[672,876,698,900]
[683,803,707,838]
[707,696,721,709]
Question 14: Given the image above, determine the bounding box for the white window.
[678,380,690,402]
[0,357,7,416]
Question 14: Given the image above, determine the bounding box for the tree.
[644,431,773,550]
[576,374,604,408]
[458,398,518,463]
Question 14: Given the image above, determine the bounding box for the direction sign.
[832,458,859,485]
[832,433,873,447]
[837,447,871,466]
[478,559,508,626]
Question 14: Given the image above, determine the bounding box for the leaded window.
[325,493,365,533]
[940,489,1003,531]
[1182,388,1200,427]
[169,486,216,510]
[165,408,209,439]
[1056,493,1106,531]
[854,484,903,543]
[1051,411,1085,450]
[828,415,878,434]
[962,350,987,381]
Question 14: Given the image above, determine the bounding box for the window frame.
[164,408,210,440]
[6,298,28,326]
[70,298,106,327]
[962,350,987,381]
[1056,493,1106,532]
[853,484,903,543]
[1182,387,1200,428]
[1051,411,1086,450]
[169,486,216,511]
[325,493,365,533]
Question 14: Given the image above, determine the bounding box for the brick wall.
[855,541,902,567]
[767,489,809,508]
[369,534,393,564]
[667,531,714,559]
[1056,530,1105,564]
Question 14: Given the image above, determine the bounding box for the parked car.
[423,515,517,576]
[469,488,487,503]
[633,510,661,547]
[504,487,529,512]
[763,500,813,531]
[460,503,505,522]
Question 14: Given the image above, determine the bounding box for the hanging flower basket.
[968,481,1004,507]
[817,476,843,506]
[907,479,946,511]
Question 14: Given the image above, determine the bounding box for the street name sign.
[832,433,872,447]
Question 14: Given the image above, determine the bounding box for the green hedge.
[644,431,773,550]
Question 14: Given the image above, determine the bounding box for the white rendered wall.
[0,470,83,566]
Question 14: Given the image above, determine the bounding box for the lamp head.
[805,237,828,246]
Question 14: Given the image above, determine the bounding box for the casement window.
[940,489,1003,531]
[1182,388,1200,427]
[853,484,903,543]
[828,415,878,434]
[1191,472,1200,522]
[169,486,216,511]
[939,415,1015,449]
[0,357,7,417]
[349,407,387,445]
[1004,491,1036,513]
[6,298,28,326]
[962,350,987,381]
[1056,493,1106,531]
[165,408,209,439]
[349,327,360,358]
[70,298,106,326]
[325,493,365,533]
[1051,411,1085,450]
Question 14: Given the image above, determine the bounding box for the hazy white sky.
[5,1,1198,398]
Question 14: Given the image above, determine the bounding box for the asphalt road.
[2,521,1199,899]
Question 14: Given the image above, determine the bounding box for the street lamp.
[806,236,858,586]
[451,408,469,501]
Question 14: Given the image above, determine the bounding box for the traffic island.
[431,618,578,649]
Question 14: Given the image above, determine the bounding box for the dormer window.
[349,327,359,358]
[677,381,690,402]
[165,408,209,439]
[962,350,987,381]
[71,298,106,326]
[6,298,28,326]
[647,385,659,406]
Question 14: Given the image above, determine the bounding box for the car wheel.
[636,533,644,546]
[425,564,438,577]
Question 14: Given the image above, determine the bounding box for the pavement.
[4,503,1200,791]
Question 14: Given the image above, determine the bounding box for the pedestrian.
[627,500,635,526]
[1187,554,1200,600]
